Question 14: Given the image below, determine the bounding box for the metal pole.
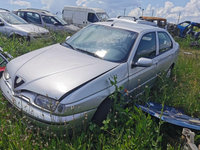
[152,9,154,16]
[124,8,126,16]
[142,9,144,16]
[177,12,181,24]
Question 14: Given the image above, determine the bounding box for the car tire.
[92,98,113,126]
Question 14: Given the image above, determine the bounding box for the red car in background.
[0,47,12,77]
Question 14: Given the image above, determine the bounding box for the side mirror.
[133,57,153,67]
[65,36,71,41]
[54,22,60,26]
[0,22,4,26]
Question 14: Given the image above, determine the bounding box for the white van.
[62,6,109,27]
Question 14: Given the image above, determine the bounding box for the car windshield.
[54,16,67,25]
[96,13,109,21]
[63,24,138,62]
[0,12,27,25]
[42,15,67,25]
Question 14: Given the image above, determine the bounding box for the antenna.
[177,12,181,24]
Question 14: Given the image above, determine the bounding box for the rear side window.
[158,32,173,53]
[87,13,98,23]
[26,12,41,24]
[134,32,156,62]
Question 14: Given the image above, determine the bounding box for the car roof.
[108,17,158,27]
[0,8,9,13]
[96,19,164,33]
[16,8,54,16]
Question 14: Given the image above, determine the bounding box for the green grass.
[0,34,199,149]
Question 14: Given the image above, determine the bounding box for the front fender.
[60,63,129,105]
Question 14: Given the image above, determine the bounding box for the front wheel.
[92,98,113,126]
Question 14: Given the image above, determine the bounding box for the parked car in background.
[0,19,179,130]
[62,6,109,27]
[14,8,80,34]
[0,8,49,40]
[177,21,200,38]
[0,47,12,77]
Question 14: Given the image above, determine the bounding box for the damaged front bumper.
[0,76,96,130]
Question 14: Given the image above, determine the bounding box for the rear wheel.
[92,98,113,126]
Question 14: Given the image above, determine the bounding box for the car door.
[41,15,59,31]
[155,31,174,74]
[128,32,158,96]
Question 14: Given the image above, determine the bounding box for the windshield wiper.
[64,42,76,50]
[76,48,102,59]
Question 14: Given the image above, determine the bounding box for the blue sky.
[1,0,199,23]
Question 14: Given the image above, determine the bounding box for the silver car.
[14,8,80,34]
[0,9,49,40]
[0,20,179,129]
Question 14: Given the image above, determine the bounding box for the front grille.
[14,76,25,88]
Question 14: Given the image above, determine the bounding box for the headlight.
[3,68,10,80]
[34,95,59,111]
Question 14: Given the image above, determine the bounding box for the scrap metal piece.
[137,102,200,130]
[182,128,199,150]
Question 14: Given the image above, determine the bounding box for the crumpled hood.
[7,44,118,99]
[12,24,49,33]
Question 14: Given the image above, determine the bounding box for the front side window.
[87,13,99,23]
[54,16,67,25]
[158,32,172,53]
[42,15,60,25]
[0,12,27,25]
[63,24,138,62]
[26,12,41,24]
[134,32,156,62]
